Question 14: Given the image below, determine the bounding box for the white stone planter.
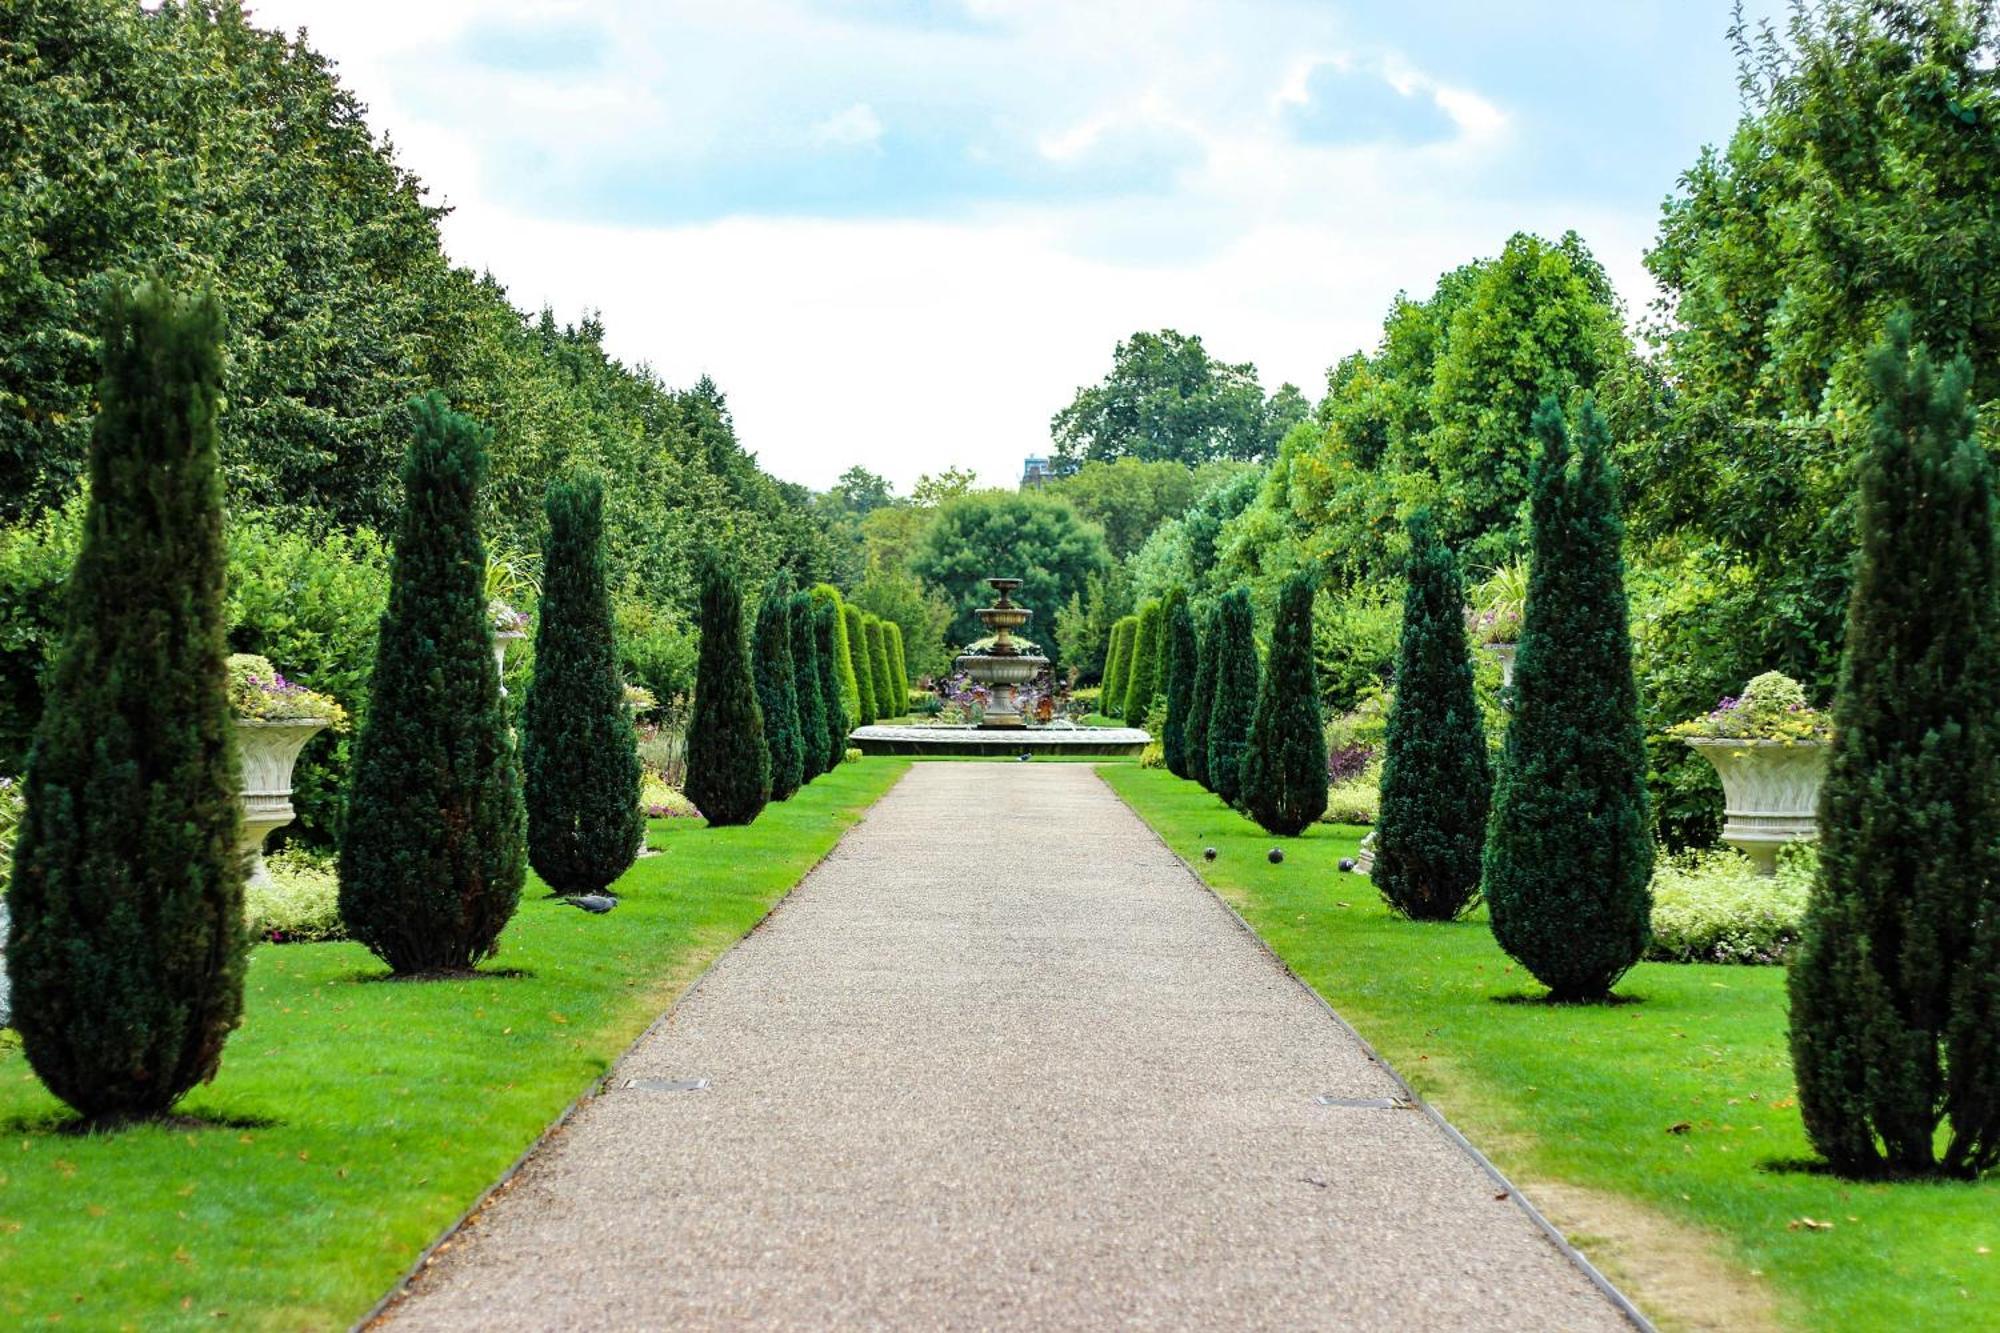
[234,717,331,887]
[493,629,527,697]
[1485,641,1518,687]
[1682,737,1829,875]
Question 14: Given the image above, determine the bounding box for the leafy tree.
[1206,588,1259,807]
[864,615,897,719]
[1048,458,1202,559]
[788,591,830,781]
[339,393,526,973]
[824,465,895,518]
[1374,510,1491,919]
[1240,573,1328,835]
[1185,604,1219,789]
[1121,599,1164,724]
[1484,398,1652,1001]
[1101,616,1137,718]
[7,280,243,1122]
[1051,329,1305,466]
[845,604,877,726]
[910,491,1111,645]
[1789,316,2000,1180]
[685,556,769,826]
[811,598,850,769]
[811,584,860,727]
[522,475,643,896]
[752,572,804,802]
[1162,596,1198,777]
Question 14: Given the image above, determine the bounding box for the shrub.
[810,584,860,728]
[1484,396,1652,1002]
[1647,845,1811,965]
[1185,603,1220,789]
[788,591,829,782]
[0,777,20,1026]
[1206,588,1259,807]
[865,615,897,720]
[1790,315,2000,1179]
[1242,572,1328,835]
[8,281,246,1121]
[339,394,527,974]
[811,598,850,772]
[1375,511,1491,920]
[522,476,643,896]
[614,594,698,712]
[1162,595,1198,777]
[1322,764,1383,825]
[684,556,770,826]
[884,620,910,707]
[845,603,877,727]
[246,850,346,944]
[1121,599,1164,724]
[843,746,863,764]
[1101,615,1136,719]
[752,572,805,802]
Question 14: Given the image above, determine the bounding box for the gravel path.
[382,763,1629,1331]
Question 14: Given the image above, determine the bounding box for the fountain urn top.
[974,576,1033,654]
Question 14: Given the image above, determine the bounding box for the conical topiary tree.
[1790,315,2000,1180]
[1241,572,1328,836]
[865,616,897,720]
[1185,604,1219,789]
[1375,510,1492,920]
[788,591,829,783]
[340,393,527,974]
[1162,596,1199,777]
[811,584,860,729]
[1484,397,1652,1001]
[522,475,643,896]
[1102,615,1137,718]
[1206,588,1259,807]
[845,604,877,727]
[1122,599,1164,725]
[885,621,910,709]
[753,572,805,801]
[7,280,245,1123]
[812,599,850,769]
[686,556,770,825]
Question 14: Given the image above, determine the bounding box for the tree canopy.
[1051,330,1307,468]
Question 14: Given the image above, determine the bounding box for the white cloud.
[810,102,886,149]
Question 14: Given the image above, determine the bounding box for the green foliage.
[1205,588,1259,807]
[1241,573,1328,835]
[752,572,805,802]
[613,595,698,710]
[522,477,644,895]
[810,599,850,774]
[1311,587,1402,715]
[245,850,345,944]
[1101,616,1136,720]
[1789,316,2000,1180]
[844,604,877,727]
[909,491,1111,646]
[1484,398,1653,1001]
[1047,458,1206,558]
[849,565,952,680]
[864,615,897,719]
[1648,845,1812,966]
[883,621,910,704]
[1051,330,1305,467]
[810,584,860,728]
[1120,599,1164,723]
[338,395,526,974]
[1161,597,1199,778]
[787,591,830,782]
[1184,604,1219,790]
[1374,511,1491,919]
[685,557,770,827]
[8,280,244,1120]
[1322,765,1381,825]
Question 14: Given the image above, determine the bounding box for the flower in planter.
[1669,671,1832,744]
[227,655,347,729]
[488,598,530,635]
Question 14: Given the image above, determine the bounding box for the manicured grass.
[0,760,909,1330]
[1100,765,1996,1333]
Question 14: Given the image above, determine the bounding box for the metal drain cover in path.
[625,1077,710,1093]
[1315,1094,1414,1110]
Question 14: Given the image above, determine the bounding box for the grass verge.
[1099,765,1995,1333]
[0,759,909,1330]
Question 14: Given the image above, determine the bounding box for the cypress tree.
[1376,511,1492,920]
[1122,599,1165,725]
[1162,596,1199,778]
[865,616,897,720]
[685,556,770,826]
[1206,589,1259,807]
[339,393,527,974]
[811,584,860,728]
[1789,315,2000,1179]
[812,599,850,765]
[522,475,643,897]
[1241,573,1328,835]
[1102,615,1137,718]
[1484,397,1652,1002]
[752,572,805,802]
[7,279,244,1122]
[845,604,877,727]
[788,592,829,782]
[885,622,910,708]
[1185,604,1219,789]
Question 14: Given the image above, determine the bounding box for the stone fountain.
[956,577,1049,729]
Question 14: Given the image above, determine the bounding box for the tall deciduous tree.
[1375,510,1491,919]
[523,475,643,896]
[909,491,1111,645]
[1484,398,1652,1001]
[339,393,526,973]
[752,572,804,802]
[1185,604,1219,789]
[1162,596,1199,778]
[1206,588,1259,807]
[1241,572,1328,835]
[1789,315,2000,1180]
[8,280,244,1122]
[685,556,769,826]
[1051,329,1306,467]
[788,591,829,782]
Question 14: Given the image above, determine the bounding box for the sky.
[245,0,1781,495]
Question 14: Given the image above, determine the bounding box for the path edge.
[352,765,914,1332]
[1093,766,1657,1333]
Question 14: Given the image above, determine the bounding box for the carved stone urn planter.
[234,717,330,887]
[1486,642,1518,687]
[1681,737,1829,875]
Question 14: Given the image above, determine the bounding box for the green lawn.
[0,759,909,1330]
[1100,765,1996,1333]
